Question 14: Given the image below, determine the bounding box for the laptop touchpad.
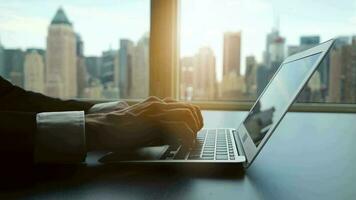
[99,145,170,163]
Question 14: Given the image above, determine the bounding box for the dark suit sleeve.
[0,76,93,166]
[0,76,94,113]
[0,111,36,164]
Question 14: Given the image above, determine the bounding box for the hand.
[89,101,130,114]
[85,96,203,151]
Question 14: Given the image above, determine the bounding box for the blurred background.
[0,0,355,105]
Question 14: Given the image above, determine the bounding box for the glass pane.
[0,0,150,100]
[180,0,356,104]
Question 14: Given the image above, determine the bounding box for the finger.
[120,99,164,115]
[143,96,164,103]
[148,108,199,133]
[187,104,203,130]
[121,101,130,107]
[129,96,164,111]
[160,120,195,147]
[114,101,130,110]
[192,105,204,129]
[163,97,178,103]
[162,103,200,132]
[127,101,165,116]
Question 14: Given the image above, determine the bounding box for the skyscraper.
[223,32,241,76]
[264,28,284,68]
[259,29,285,95]
[256,64,269,96]
[0,38,4,77]
[245,56,257,98]
[328,36,356,103]
[131,34,149,98]
[119,39,134,98]
[46,7,77,98]
[76,34,87,97]
[287,35,329,102]
[193,47,216,100]
[4,49,24,87]
[300,36,320,46]
[24,49,45,93]
[85,56,102,79]
[180,56,195,100]
[101,50,118,85]
[288,36,320,56]
[345,37,356,102]
[101,49,119,99]
[268,36,285,68]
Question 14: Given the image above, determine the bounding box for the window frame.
[147,0,356,113]
[3,1,353,113]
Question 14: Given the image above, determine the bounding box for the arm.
[0,96,203,165]
[0,111,86,165]
[0,76,128,165]
[0,111,36,165]
[0,76,93,113]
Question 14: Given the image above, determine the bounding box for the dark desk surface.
[2,111,356,200]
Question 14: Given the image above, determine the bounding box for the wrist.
[85,113,104,151]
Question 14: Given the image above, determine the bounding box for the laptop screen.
[243,53,321,147]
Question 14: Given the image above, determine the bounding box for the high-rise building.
[256,64,270,96]
[287,35,330,102]
[4,49,24,87]
[24,49,45,93]
[46,7,77,98]
[101,49,119,99]
[345,37,356,102]
[131,34,149,99]
[300,36,320,46]
[180,56,195,101]
[119,39,134,98]
[0,38,4,77]
[245,56,257,99]
[259,29,286,95]
[328,36,356,103]
[327,36,350,102]
[288,36,320,56]
[264,28,285,68]
[76,33,84,57]
[219,71,245,100]
[101,50,118,85]
[193,47,216,100]
[76,34,87,97]
[223,32,241,76]
[85,56,102,79]
[268,36,285,68]
[328,46,343,102]
[83,78,103,99]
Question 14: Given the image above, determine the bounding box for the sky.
[181,0,356,79]
[0,0,356,81]
[0,0,150,55]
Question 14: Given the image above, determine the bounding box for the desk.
[2,111,356,200]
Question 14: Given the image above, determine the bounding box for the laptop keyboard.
[188,129,238,160]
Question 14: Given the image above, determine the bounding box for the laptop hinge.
[232,129,246,158]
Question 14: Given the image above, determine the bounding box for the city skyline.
[0,0,150,56]
[0,6,150,100]
[1,0,356,76]
[0,1,355,103]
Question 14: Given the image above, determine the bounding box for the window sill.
[86,99,356,113]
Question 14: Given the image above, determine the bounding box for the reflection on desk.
[1,111,356,200]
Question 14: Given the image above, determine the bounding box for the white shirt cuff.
[34,111,86,164]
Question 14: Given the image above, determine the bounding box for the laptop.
[100,39,334,168]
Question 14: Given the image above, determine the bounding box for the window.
[179,0,356,105]
[1,0,355,112]
[0,0,150,100]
